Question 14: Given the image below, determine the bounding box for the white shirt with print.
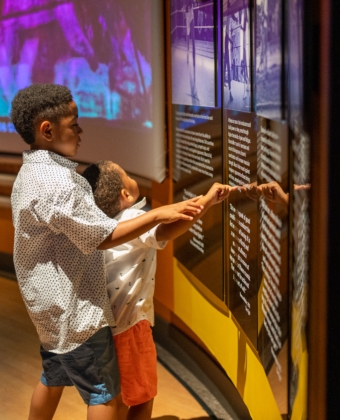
[105,198,167,336]
[11,150,118,354]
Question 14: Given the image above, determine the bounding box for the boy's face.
[50,101,83,157]
[114,164,140,206]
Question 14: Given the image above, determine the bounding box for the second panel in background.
[223,0,252,113]
[171,0,217,107]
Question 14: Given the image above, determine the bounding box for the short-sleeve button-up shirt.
[11,150,118,354]
[105,198,167,335]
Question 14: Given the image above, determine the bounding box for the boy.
[10,83,203,420]
[82,160,233,420]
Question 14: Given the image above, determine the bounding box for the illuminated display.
[0,0,166,182]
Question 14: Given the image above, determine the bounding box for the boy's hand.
[158,197,204,223]
[155,184,234,242]
[257,181,288,206]
[234,182,259,201]
[205,183,236,205]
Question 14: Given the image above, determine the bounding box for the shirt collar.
[131,197,147,210]
[23,150,78,170]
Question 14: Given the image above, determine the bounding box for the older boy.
[10,83,202,420]
[82,160,233,420]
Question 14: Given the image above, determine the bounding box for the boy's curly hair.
[11,84,73,144]
[82,161,124,218]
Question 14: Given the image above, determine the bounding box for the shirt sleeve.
[52,185,118,254]
[122,208,168,250]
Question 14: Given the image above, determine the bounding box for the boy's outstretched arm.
[156,183,235,242]
[97,197,203,250]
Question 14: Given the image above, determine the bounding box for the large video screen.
[0,0,166,182]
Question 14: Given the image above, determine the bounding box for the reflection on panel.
[169,0,310,417]
[225,110,258,346]
[257,118,289,416]
[172,106,223,299]
[170,0,223,300]
[288,0,309,418]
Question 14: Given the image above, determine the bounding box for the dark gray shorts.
[40,327,120,405]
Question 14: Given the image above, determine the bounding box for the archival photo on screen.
[171,0,216,108]
[223,0,251,113]
[0,0,166,182]
[255,0,282,121]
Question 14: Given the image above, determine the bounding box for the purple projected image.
[223,0,251,112]
[255,0,282,121]
[0,0,152,130]
[171,0,216,107]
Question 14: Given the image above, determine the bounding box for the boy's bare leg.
[28,382,64,420]
[116,393,129,420]
[87,396,118,420]
[126,399,154,420]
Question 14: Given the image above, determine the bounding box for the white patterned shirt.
[105,198,167,336]
[11,150,118,354]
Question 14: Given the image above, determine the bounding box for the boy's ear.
[120,188,134,203]
[39,121,53,141]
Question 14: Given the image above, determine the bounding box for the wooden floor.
[0,276,209,420]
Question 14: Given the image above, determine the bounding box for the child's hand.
[257,181,288,206]
[234,182,259,201]
[158,197,204,223]
[205,183,236,205]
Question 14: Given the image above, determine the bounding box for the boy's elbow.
[155,225,169,242]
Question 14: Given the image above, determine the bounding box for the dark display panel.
[257,117,289,414]
[225,110,258,346]
[223,0,251,112]
[173,106,223,299]
[288,0,309,417]
[171,0,224,299]
[170,0,309,415]
[171,0,216,107]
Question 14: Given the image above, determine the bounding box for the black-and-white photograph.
[255,0,282,120]
[223,0,251,112]
[288,0,303,131]
[171,0,216,107]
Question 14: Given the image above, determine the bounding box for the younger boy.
[10,83,203,420]
[82,160,233,420]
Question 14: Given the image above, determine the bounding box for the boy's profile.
[82,160,233,420]
[10,83,202,420]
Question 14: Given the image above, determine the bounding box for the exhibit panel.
[255,0,283,121]
[257,117,289,416]
[170,0,225,300]
[287,0,309,418]
[170,0,309,418]
[223,0,252,112]
[225,110,258,347]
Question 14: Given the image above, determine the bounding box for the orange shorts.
[113,320,157,406]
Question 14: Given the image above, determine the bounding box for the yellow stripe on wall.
[173,259,281,420]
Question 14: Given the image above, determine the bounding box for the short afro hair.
[10,84,74,144]
[82,161,124,218]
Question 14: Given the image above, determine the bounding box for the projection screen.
[0,0,166,182]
